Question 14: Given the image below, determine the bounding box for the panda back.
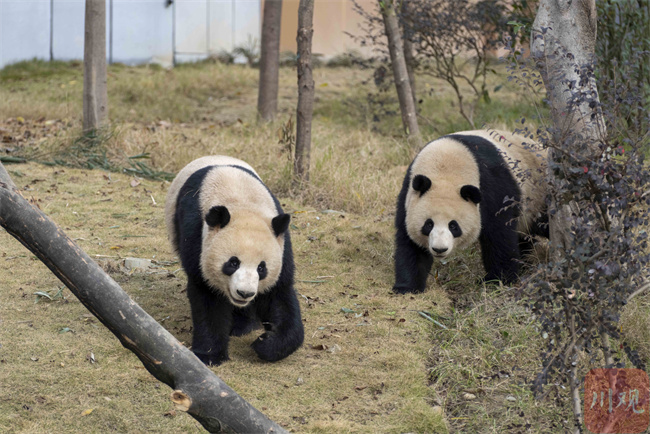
[165,156,274,255]
[452,130,546,232]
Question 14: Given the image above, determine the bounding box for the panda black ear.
[460,185,481,204]
[412,174,431,196]
[271,213,291,237]
[205,205,230,228]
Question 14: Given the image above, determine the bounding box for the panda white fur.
[393,130,548,292]
[165,156,303,365]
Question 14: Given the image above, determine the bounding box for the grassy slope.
[0,60,647,433]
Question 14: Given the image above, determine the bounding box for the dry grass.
[0,60,647,433]
[0,162,447,433]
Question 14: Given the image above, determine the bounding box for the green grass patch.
[0,59,82,82]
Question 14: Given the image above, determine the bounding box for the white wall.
[0,1,51,67]
[209,0,233,53]
[112,0,174,66]
[52,0,97,62]
[0,0,260,69]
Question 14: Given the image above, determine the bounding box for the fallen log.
[0,163,285,433]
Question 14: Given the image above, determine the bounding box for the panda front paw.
[251,331,281,362]
[193,349,229,366]
[252,327,303,362]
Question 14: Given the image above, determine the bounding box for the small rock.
[124,257,151,271]
[432,405,444,415]
[327,344,341,354]
[295,377,304,386]
[463,392,477,400]
[506,395,517,402]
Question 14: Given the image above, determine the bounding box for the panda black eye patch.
[421,219,434,236]
[257,261,268,280]
[222,256,240,276]
[449,220,463,238]
[412,174,432,196]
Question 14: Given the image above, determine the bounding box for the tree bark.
[531,0,605,254]
[83,0,109,132]
[400,0,417,112]
[258,0,283,122]
[403,39,417,113]
[379,0,421,144]
[294,0,315,184]
[0,166,285,434]
[532,0,604,142]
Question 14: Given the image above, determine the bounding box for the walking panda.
[393,130,548,293]
[165,156,304,365]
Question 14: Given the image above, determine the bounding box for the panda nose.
[236,290,256,300]
[432,247,448,254]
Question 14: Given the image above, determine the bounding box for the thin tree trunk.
[379,0,421,144]
[601,330,614,367]
[83,0,108,132]
[294,0,315,184]
[403,39,417,112]
[258,0,283,122]
[401,0,417,112]
[569,347,583,434]
[0,165,285,434]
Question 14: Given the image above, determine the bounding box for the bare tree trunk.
[83,0,108,132]
[569,347,583,434]
[400,0,417,112]
[0,165,285,434]
[379,0,421,144]
[258,0,283,122]
[294,0,315,184]
[532,0,606,256]
[403,39,417,112]
[532,0,604,144]
[531,2,605,431]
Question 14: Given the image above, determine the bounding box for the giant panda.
[165,156,304,366]
[393,130,548,293]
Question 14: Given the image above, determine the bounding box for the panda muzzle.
[236,289,256,300]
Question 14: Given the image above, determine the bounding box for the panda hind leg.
[186,279,233,366]
[479,227,521,285]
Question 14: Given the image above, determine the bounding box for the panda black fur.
[393,130,548,292]
[165,156,304,366]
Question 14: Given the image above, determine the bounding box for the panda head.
[407,174,482,258]
[199,205,290,307]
